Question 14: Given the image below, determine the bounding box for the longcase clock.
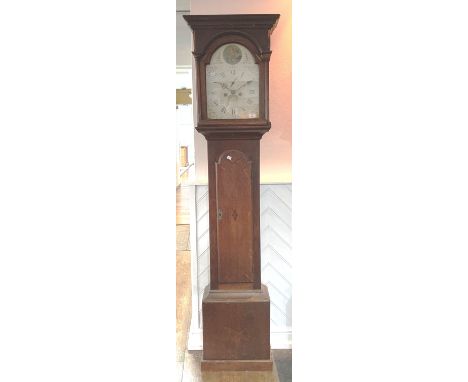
[184,14,280,371]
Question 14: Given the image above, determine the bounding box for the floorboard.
[176,185,190,225]
[176,185,192,382]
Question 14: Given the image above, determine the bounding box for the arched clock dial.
[206,43,260,119]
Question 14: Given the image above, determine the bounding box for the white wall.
[176,69,195,185]
[176,11,192,67]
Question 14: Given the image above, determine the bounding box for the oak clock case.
[184,14,280,372]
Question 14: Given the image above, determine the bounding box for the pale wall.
[190,0,292,183]
[176,12,192,67]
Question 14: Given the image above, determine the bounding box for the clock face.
[206,43,259,119]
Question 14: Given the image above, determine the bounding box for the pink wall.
[191,0,292,183]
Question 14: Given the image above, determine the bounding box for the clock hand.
[234,80,252,91]
[213,81,228,90]
[230,77,238,88]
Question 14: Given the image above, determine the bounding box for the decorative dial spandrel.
[206,43,259,119]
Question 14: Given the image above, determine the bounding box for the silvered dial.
[206,43,259,119]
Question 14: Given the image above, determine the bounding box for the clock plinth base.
[202,285,271,371]
[201,352,273,371]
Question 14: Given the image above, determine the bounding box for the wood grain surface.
[216,150,254,284]
[183,350,280,382]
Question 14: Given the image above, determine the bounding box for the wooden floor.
[176,182,190,225]
[175,185,292,382]
[176,184,192,381]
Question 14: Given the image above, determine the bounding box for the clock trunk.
[209,139,261,290]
